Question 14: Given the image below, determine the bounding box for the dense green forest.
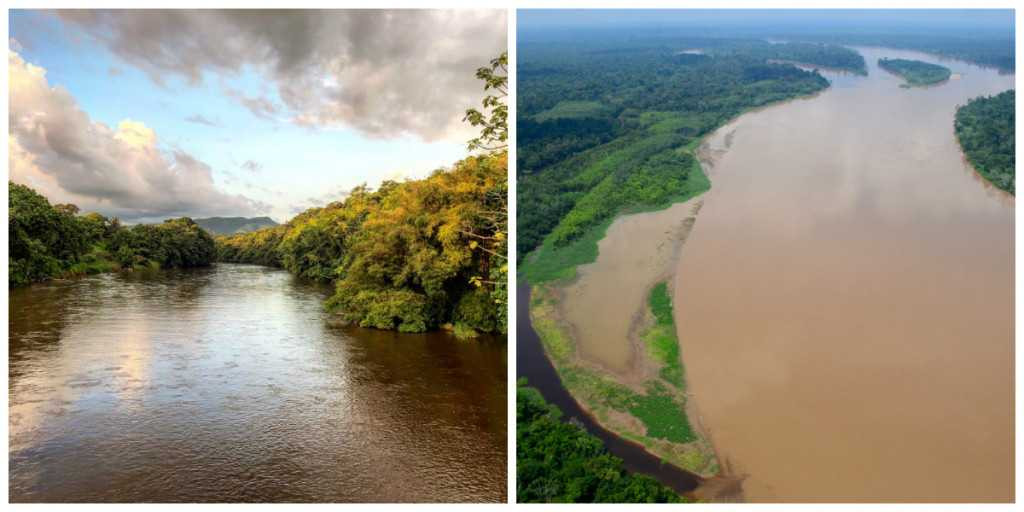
[217,54,509,336]
[705,40,866,74]
[517,39,839,280]
[955,90,1015,194]
[517,380,686,503]
[878,58,951,87]
[9,182,215,287]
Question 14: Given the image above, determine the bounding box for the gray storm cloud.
[8,50,271,221]
[57,9,508,141]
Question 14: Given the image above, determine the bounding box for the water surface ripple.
[9,264,507,503]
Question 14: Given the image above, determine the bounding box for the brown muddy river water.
[674,47,1013,502]
[8,264,507,503]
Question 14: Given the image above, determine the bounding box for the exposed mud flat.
[673,47,1014,502]
[560,198,703,380]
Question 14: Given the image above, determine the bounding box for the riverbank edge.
[767,58,868,75]
[956,137,1015,197]
[12,253,166,289]
[953,93,1016,197]
[516,379,690,503]
[518,76,833,285]
[521,163,715,475]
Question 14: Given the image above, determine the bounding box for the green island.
[517,379,687,503]
[955,89,1015,194]
[878,58,952,87]
[9,54,509,339]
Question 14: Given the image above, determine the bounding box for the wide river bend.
[674,47,1014,502]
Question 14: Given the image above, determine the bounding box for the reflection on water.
[9,264,507,503]
[674,47,1013,502]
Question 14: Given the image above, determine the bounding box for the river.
[8,264,507,503]
[673,47,1014,501]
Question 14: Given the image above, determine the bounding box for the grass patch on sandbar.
[643,282,685,389]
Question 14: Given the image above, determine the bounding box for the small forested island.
[955,89,1015,194]
[517,380,685,503]
[878,58,952,87]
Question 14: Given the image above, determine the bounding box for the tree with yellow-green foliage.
[214,52,508,336]
[325,151,507,333]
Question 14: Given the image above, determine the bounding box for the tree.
[465,52,508,152]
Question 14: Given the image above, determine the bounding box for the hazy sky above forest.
[518,9,1014,33]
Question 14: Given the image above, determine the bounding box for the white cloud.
[8,50,270,221]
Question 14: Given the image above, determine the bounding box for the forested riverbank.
[517,379,686,503]
[9,182,216,287]
[216,54,508,336]
[217,149,507,336]
[517,40,849,281]
[955,89,1015,194]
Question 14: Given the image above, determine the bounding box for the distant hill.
[194,216,278,235]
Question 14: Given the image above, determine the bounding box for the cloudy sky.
[9,9,507,222]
